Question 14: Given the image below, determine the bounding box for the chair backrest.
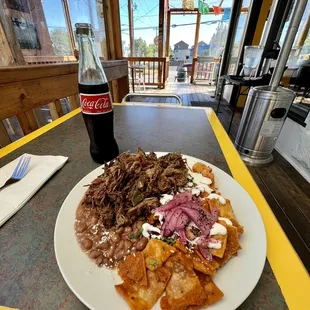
[122,93,183,105]
[0,60,129,147]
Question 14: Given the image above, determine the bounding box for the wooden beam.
[165,10,171,57]
[193,12,201,58]
[0,0,38,139]
[16,112,39,134]
[68,94,80,110]
[62,0,75,52]
[0,60,129,121]
[158,0,165,58]
[296,10,310,47]
[0,121,11,148]
[102,0,129,100]
[0,17,14,66]
[102,0,123,59]
[191,12,201,83]
[0,73,78,120]
[0,61,128,84]
[124,57,167,61]
[28,0,54,55]
[128,0,134,56]
[24,55,77,64]
[48,103,59,121]
[0,0,26,65]
[0,63,78,84]
[116,76,130,101]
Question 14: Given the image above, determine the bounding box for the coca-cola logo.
[80,93,112,114]
[82,97,110,110]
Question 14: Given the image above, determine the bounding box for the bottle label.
[80,92,112,114]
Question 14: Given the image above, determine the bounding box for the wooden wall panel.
[0,60,129,121]
[0,73,78,120]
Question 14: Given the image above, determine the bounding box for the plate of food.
[54,149,266,310]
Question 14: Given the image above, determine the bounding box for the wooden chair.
[0,60,129,148]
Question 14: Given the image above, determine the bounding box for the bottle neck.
[77,34,107,85]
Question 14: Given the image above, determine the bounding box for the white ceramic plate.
[54,153,266,310]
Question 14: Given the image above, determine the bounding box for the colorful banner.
[222,7,231,21]
[182,0,194,10]
[213,5,222,15]
[198,0,209,14]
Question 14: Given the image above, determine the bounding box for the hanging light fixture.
[182,0,194,10]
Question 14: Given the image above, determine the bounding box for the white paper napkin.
[0,153,68,226]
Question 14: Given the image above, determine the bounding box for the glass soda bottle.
[76,23,119,163]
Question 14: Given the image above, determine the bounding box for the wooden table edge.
[0,104,308,309]
[205,109,309,310]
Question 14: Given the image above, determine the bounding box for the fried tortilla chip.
[192,162,207,173]
[201,168,215,187]
[192,162,215,188]
[143,239,176,271]
[201,199,211,212]
[173,239,188,253]
[188,273,224,309]
[230,218,244,235]
[160,252,207,310]
[209,220,228,259]
[195,250,220,271]
[210,233,228,259]
[215,225,242,267]
[189,253,217,276]
[208,198,244,235]
[118,252,147,287]
[115,266,171,310]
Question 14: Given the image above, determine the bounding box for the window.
[226,0,250,74]
[41,0,72,56]
[68,0,107,58]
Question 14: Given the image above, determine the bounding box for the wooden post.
[68,94,80,110]
[0,0,26,65]
[62,0,75,52]
[0,121,11,148]
[191,12,201,83]
[0,0,40,138]
[296,10,310,47]
[28,0,54,56]
[128,0,134,56]
[102,0,123,59]
[165,9,171,80]
[158,0,165,58]
[16,112,39,135]
[165,10,171,57]
[102,0,129,101]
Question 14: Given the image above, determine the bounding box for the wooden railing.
[0,60,129,147]
[124,57,169,89]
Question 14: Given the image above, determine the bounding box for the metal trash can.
[177,67,187,82]
[234,86,295,166]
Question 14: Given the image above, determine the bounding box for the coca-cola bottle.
[76,23,119,163]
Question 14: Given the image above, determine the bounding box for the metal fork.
[0,156,31,190]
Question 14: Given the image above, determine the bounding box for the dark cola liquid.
[79,83,119,163]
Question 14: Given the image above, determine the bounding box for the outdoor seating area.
[0,1,309,310]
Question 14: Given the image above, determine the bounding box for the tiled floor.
[128,72,310,272]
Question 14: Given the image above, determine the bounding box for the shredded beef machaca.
[82,149,188,228]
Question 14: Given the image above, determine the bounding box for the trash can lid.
[250,86,295,101]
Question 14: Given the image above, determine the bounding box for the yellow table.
[0,104,308,309]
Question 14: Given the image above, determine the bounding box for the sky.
[119,0,245,47]
[41,0,309,53]
[42,0,99,30]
